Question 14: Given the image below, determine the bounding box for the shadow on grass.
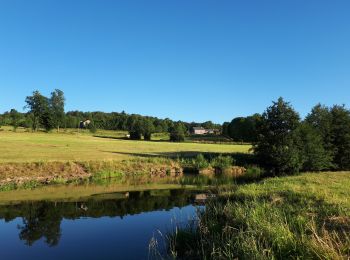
[101,151,257,166]
[93,135,171,142]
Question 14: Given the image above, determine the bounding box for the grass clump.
[20,180,41,189]
[164,172,350,259]
[191,154,210,171]
[237,166,264,182]
[0,183,17,192]
[211,155,235,170]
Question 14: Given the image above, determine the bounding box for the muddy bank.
[188,166,246,177]
[0,159,183,190]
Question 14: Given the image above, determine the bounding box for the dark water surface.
[0,188,201,260]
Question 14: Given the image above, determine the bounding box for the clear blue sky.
[0,0,349,123]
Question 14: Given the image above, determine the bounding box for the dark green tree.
[305,104,333,151]
[222,122,230,136]
[297,123,333,171]
[25,91,50,131]
[128,117,143,140]
[50,89,65,132]
[330,105,350,170]
[142,118,155,141]
[9,109,22,131]
[170,123,186,142]
[254,98,302,175]
[201,121,215,130]
[41,109,55,132]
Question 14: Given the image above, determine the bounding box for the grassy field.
[0,128,250,163]
[168,172,350,259]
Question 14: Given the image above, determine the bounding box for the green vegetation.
[170,123,186,142]
[166,172,350,259]
[222,114,261,143]
[190,154,210,170]
[1,89,224,142]
[185,134,235,144]
[254,98,350,175]
[0,129,250,190]
[0,130,250,163]
[211,154,234,170]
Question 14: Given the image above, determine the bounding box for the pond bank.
[0,158,183,191]
[0,155,251,191]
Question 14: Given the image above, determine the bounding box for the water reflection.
[0,189,196,247]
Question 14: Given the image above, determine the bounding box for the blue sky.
[0,0,349,123]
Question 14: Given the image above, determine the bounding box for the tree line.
[223,98,350,174]
[252,98,350,174]
[0,90,221,141]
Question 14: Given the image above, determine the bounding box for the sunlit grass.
[0,129,250,163]
[167,172,350,259]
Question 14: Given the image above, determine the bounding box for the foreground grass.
[167,172,350,259]
[0,130,250,163]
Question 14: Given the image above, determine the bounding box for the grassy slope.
[170,172,350,259]
[0,130,250,163]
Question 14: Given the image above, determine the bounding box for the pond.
[0,177,218,259]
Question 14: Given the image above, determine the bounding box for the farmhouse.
[192,127,207,135]
[192,126,221,135]
[79,120,91,129]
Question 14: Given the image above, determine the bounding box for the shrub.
[191,154,210,170]
[211,155,234,170]
[169,123,186,142]
[239,166,263,182]
[88,123,97,133]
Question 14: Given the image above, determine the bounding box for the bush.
[211,155,234,170]
[129,131,142,140]
[169,123,186,142]
[88,123,97,134]
[191,154,210,170]
[170,131,185,142]
[239,166,263,181]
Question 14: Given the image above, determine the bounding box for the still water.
[0,185,202,260]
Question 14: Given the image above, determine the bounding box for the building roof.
[193,127,205,130]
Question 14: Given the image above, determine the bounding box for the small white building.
[192,127,207,135]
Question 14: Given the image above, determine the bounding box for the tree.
[25,91,50,131]
[222,122,230,136]
[202,121,215,130]
[50,89,65,132]
[254,98,302,175]
[306,104,350,170]
[170,123,186,142]
[305,104,333,151]
[297,123,332,171]
[128,117,143,140]
[142,118,155,141]
[330,105,350,170]
[226,114,261,142]
[9,109,22,131]
[41,109,55,132]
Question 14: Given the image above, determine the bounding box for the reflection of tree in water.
[0,189,194,247]
[18,202,62,246]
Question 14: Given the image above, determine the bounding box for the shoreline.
[0,158,184,191]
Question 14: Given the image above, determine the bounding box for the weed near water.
[163,172,350,259]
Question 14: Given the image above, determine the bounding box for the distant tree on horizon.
[50,89,65,132]
[9,109,22,131]
[170,122,186,142]
[25,91,50,131]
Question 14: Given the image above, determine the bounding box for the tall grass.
[163,172,350,259]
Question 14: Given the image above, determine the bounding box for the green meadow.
[0,127,250,163]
